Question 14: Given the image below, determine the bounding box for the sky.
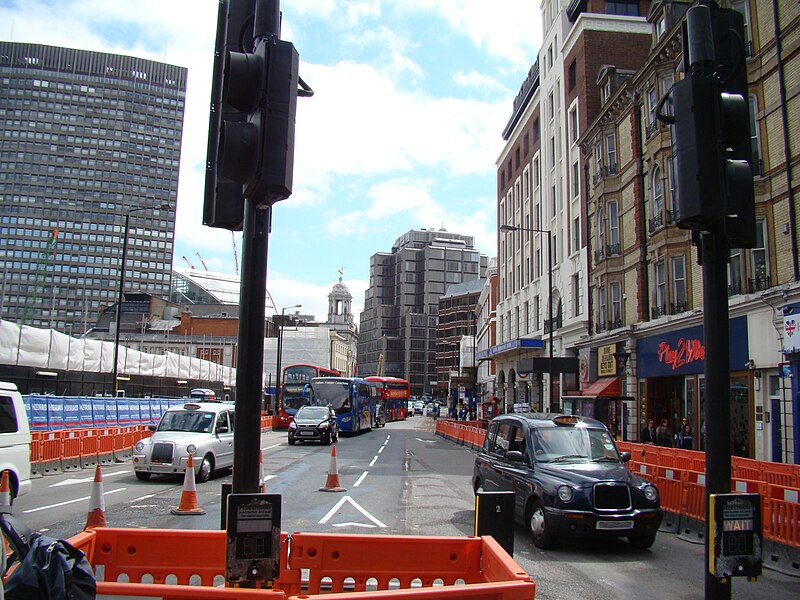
[1,0,543,323]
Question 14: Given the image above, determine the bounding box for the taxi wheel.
[196,455,213,484]
[627,532,657,550]
[288,438,296,445]
[529,500,556,549]
[135,471,151,481]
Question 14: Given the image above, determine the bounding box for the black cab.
[473,413,662,549]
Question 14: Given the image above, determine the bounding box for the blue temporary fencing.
[23,395,186,431]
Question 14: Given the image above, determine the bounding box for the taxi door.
[214,410,235,468]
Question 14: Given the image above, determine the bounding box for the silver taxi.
[132,402,234,483]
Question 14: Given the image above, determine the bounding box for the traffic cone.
[0,470,12,514]
[319,445,346,492]
[84,464,107,529]
[171,454,206,515]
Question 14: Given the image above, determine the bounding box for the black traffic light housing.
[670,4,755,248]
[204,0,300,230]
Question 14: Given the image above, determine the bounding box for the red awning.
[564,377,621,398]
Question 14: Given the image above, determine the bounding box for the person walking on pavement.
[641,418,657,445]
[656,418,673,447]
[676,418,694,449]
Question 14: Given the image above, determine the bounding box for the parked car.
[133,402,234,483]
[0,382,32,501]
[374,404,387,428]
[473,413,662,549]
[288,405,339,445]
[413,401,424,416]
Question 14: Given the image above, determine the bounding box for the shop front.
[636,316,752,456]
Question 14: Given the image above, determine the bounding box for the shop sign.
[637,317,748,378]
[598,344,617,376]
[784,308,800,353]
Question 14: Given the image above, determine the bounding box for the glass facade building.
[0,42,186,333]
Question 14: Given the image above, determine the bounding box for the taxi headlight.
[134,441,144,453]
[557,485,574,503]
[644,485,658,502]
[187,444,197,456]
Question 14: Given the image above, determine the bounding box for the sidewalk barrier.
[37,431,63,475]
[84,464,107,529]
[171,454,206,516]
[97,427,115,465]
[80,428,99,469]
[319,445,346,493]
[66,527,536,599]
[677,471,706,544]
[61,430,82,471]
[0,471,11,514]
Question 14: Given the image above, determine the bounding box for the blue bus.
[309,377,375,434]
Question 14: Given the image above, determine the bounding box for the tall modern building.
[0,42,186,333]
[357,229,488,397]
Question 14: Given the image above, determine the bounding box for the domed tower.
[327,275,353,327]
[326,272,358,376]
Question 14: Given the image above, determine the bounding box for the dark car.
[288,405,339,445]
[374,404,387,428]
[472,413,662,549]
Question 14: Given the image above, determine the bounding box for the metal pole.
[275,312,283,415]
[112,210,133,397]
[547,231,554,412]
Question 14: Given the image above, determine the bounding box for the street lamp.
[499,223,554,412]
[275,304,301,416]
[112,203,169,396]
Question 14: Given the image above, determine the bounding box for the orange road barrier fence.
[67,527,535,599]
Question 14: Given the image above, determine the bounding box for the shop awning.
[563,377,621,398]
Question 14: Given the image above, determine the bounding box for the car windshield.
[296,406,329,420]
[532,427,619,463]
[157,410,216,433]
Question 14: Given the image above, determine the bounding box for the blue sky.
[1,0,543,322]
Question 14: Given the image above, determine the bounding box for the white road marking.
[332,522,376,528]
[318,495,387,528]
[369,456,378,467]
[353,471,368,487]
[415,438,436,443]
[378,446,385,454]
[262,443,282,451]
[50,470,128,487]
[130,493,156,502]
[23,488,127,513]
[383,439,389,446]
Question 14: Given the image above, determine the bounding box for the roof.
[172,267,277,315]
[442,278,485,298]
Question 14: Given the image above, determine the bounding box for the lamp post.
[112,204,169,396]
[275,304,301,416]
[500,223,554,412]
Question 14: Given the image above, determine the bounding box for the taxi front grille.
[593,483,632,511]
[151,442,174,464]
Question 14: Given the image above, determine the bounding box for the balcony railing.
[728,281,743,297]
[648,212,664,233]
[603,163,618,177]
[596,320,607,333]
[670,301,688,315]
[606,242,620,257]
[645,119,661,139]
[595,247,605,262]
[607,319,622,330]
[651,304,667,319]
[748,276,771,293]
[666,209,678,225]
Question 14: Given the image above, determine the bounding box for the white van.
[0,382,32,500]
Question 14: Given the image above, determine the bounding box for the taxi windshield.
[157,410,215,433]
[532,427,619,463]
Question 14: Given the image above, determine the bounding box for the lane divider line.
[24,488,126,513]
[369,456,378,467]
[353,471,368,487]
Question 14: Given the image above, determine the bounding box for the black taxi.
[472,413,662,549]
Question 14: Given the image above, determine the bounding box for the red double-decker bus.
[277,364,339,427]
[365,376,410,421]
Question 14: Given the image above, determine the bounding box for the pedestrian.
[676,418,694,450]
[656,418,673,447]
[641,418,657,445]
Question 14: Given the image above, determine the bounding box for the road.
[10,417,800,599]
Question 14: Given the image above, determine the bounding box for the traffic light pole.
[232,0,281,495]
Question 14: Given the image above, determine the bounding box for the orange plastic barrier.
[79,429,100,469]
[67,528,536,599]
[61,430,82,471]
[764,485,800,548]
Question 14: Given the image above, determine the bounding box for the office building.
[357,228,488,397]
[0,42,186,333]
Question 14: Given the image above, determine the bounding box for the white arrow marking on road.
[318,495,387,528]
[332,522,376,528]
[49,470,129,487]
[23,488,127,513]
[415,438,436,443]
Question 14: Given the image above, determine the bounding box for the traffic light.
[671,5,754,247]
[204,0,299,230]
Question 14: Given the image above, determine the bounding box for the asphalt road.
[9,417,800,599]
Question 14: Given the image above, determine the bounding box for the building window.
[606,1,640,17]
[595,142,603,177]
[608,200,619,253]
[568,59,577,91]
[572,272,582,316]
[729,248,743,295]
[749,95,762,175]
[731,0,752,54]
[606,134,617,173]
[569,107,578,145]
[647,87,658,128]
[652,166,664,224]
[597,206,606,260]
[572,215,581,255]
[751,219,768,288]
[610,281,621,326]
[598,284,607,329]
[571,161,580,198]
[671,255,686,312]
[655,260,666,316]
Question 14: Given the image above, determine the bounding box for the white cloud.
[453,69,506,92]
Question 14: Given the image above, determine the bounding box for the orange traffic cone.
[319,445,346,492]
[0,470,12,514]
[259,449,266,493]
[171,454,206,515]
[84,464,107,528]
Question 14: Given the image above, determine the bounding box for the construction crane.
[231,232,240,277]
[21,228,59,325]
[196,252,209,271]
[182,255,195,269]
